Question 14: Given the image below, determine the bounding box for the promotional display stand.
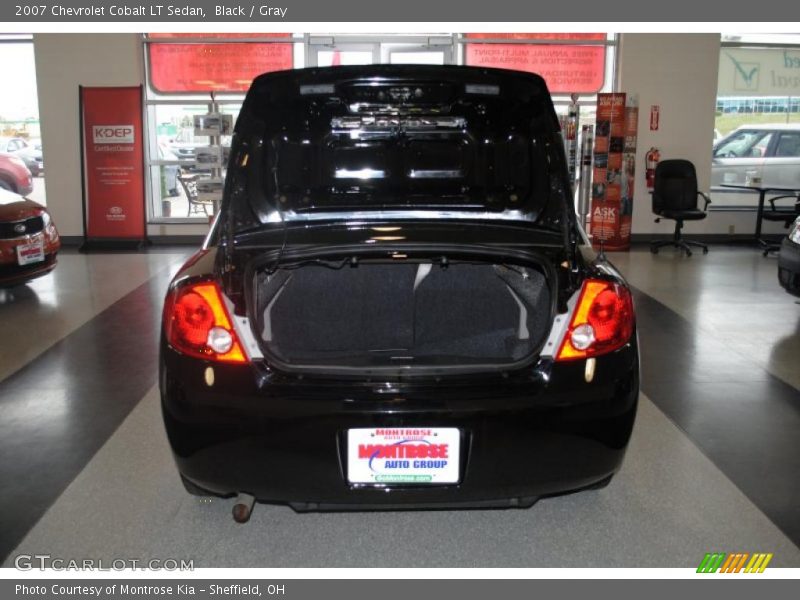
[79,85,148,251]
[589,93,638,251]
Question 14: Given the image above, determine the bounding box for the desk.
[720,183,800,246]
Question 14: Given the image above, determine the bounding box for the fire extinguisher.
[645,147,660,190]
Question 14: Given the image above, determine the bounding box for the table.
[720,183,800,246]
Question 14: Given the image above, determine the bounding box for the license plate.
[347,427,460,484]
[16,240,44,266]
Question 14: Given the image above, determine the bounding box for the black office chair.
[761,195,800,256]
[650,159,711,256]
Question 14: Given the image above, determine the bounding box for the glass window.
[714,130,772,158]
[775,132,800,157]
[146,33,293,94]
[716,41,800,139]
[144,33,616,221]
[0,36,45,203]
[462,33,611,95]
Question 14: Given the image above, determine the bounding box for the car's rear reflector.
[556,279,634,361]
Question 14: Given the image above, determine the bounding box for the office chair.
[650,159,711,257]
[761,195,800,256]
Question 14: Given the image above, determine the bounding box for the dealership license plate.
[16,240,44,266]
[347,427,460,484]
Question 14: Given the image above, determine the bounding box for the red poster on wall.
[147,34,293,93]
[464,33,606,94]
[80,86,147,247]
[590,93,637,251]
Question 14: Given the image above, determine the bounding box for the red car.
[0,152,34,196]
[0,187,60,287]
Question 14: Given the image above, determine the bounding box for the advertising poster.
[590,92,637,251]
[464,33,606,94]
[147,34,293,93]
[80,86,146,247]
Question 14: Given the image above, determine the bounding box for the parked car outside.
[711,124,800,188]
[0,152,34,196]
[159,66,640,519]
[0,136,43,176]
[778,216,800,296]
[0,187,60,287]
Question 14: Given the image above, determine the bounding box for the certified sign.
[347,428,460,484]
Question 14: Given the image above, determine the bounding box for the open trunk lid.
[224,65,572,234]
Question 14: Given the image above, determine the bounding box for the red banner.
[81,86,146,242]
[590,93,638,251]
[464,33,606,94]
[147,34,293,93]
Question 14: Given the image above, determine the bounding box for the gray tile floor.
[0,250,188,381]
[609,247,800,389]
[4,386,798,568]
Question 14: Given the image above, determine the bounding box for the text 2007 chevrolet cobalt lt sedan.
[160,65,639,520]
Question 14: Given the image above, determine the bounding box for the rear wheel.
[0,178,13,192]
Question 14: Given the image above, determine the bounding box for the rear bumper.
[161,340,639,510]
[778,238,800,296]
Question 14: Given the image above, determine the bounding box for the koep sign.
[92,124,135,144]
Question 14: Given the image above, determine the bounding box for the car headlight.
[790,218,800,245]
[41,211,51,227]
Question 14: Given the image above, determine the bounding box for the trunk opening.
[252,259,552,375]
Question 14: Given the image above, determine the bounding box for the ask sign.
[93,125,135,144]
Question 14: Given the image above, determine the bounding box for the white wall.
[618,33,718,235]
[618,33,789,237]
[33,34,144,239]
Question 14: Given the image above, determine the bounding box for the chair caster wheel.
[686,250,693,257]
[650,247,658,254]
[703,247,709,255]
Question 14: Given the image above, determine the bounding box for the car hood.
[0,188,43,221]
[224,65,571,236]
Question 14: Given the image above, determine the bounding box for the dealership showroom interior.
[2,30,800,569]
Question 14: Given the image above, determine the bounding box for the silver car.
[711,124,800,188]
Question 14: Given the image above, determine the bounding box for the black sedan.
[160,65,639,521]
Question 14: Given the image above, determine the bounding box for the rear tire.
[180,474,212,496]
[0,178,13,192]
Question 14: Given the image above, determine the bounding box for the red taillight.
[163,281,247,364]
[556,279,634,361]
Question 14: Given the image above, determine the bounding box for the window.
[144,34,297,220]
[144,33,616,222]
[775,132,800,157]
[0,35,45,202]
[714,130,773,158]
[716,35,800,140]
[713,35,800,191]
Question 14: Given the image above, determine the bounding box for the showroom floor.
[1,245,799,567]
